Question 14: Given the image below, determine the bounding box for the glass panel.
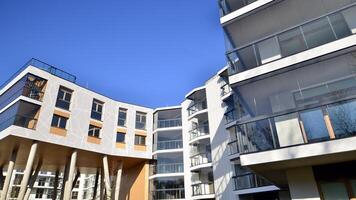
[238,119,275,153]
[329,13,352,39]
[320,182,349,200]
[302,18,335,49]
[300,109,329,143]
[257,37,281,64]
[328,100,356,138]
[278,27,307,57]
[351,179,356,195]
[237,45,259,71]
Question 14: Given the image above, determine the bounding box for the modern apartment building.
[218,0,356,199]
[1,0,356,200]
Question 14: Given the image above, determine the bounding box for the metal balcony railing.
[220,83,232,97]
[188,100,207,116]
[154,140,183,151]
[0,58,76,91]
[218,0,258,16]
[156,118,182,129]
[225,109,237,124]
[151,188,185,199]
[190,152,212,167]
[150,163,184,175]
[192,182,215,196]
[189,124,209,141]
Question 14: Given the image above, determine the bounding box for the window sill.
[116,142,126,149]
[134,145,147,151]
[87,136,101,144]
[50,127,67,137]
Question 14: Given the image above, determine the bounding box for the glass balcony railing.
[232,173,272,190]
[156,118,182,129]
[228,140,239,155]
[219,0,258,17]
[154,140,183,151]
[225,109,238,124]
[227,4,356,75]
[151,163,184,175]
[221,84,232,97]
[188,100,207,116]
[190,152,212,167]
[192,182,215,196]
[151,188,185,200]
[189,124,210,141]
[234,98,356,154]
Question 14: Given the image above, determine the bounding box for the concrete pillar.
[24,160,42,200]
[286,167,321,200]
[113,161,123,200]
[60,163,70,200]
[0,148,17,200]
[53,169,59,200]
[100,168,105,200]
[102,155,111,199]
[17,142,38,200]
[92,169,99,200]
[63,150,77,200]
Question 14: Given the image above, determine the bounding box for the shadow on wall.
[119,161,149,200]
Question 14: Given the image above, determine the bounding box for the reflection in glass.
[278,27,307,57]
[302,18,335,49]
[329,13,352,39]
[320,182,349,200]
[328,100,356,138]
[300,109,329,142]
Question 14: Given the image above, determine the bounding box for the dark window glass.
[116,132,126,143]
[91,99,104,121]
[278,27,307,57]
[55,86,72,110]
[135,112,147,130]
[88,125,101,138]
[118,108,127,127]
[329,13,352,39]
[300,108,329,143]
[51,115,68,129]
[236,45,259,71]
[302,18,335,49]
[135,135,146,145]
[328,100,356,139]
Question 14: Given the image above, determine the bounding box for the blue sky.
[0,1,226,108]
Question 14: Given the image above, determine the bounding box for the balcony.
[228,140,239,155]
[150,163,184,175]
[189,124,209,141]
[234,98,356,155]
[221,83,233,98]
[225,109,237,124]
[190,152,212,168]
[156,118,182,129]
[0,115,38,132]
[192,182,215,197]
[219,0,258,16]
[188,100,207,116]
[227,4,356,76]
[232,173,272,191]
[151,188,185,200]
[154,140,183,151]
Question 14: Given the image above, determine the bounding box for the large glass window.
[329,13,352,39]
[278,27,307,57]
[118,108,127,127]
[302,18,335,49]
[55,86,72,110]
[299,108,329,143]
[51,114,68,129]
[135,112,147,130]
[320,182,349,200]
[91,99,104,121]
[328,100,356,139]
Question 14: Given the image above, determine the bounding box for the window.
[55,86,72,110]
[135,135,146,146]
[72,191,78,199]
[10,187,20,198]
[91,99,104,120]
[13,174,23,185]
[38,177,46,186]
[278,27,307,57]
[118,108,127,127]
[35,188,44,198]
[116,132,126,143]
[74,180,80,188]
[47,189,54,199]
[302,17,335,49]
[135,112,147,130]
[88,125,101,138]
[51,114,68,129]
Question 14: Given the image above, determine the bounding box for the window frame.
[116,132,126,143]
[88,124,101,138]
[135,112,147,130]
[51,114,68,130]
[134,135,146,146]
[91,99,104,121]
[55,86,73,110]
[118,108,127,127]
